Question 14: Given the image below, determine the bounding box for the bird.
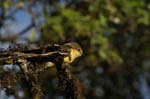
[62,42,83,64]
[46,42,83,68]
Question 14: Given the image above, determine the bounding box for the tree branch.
[0,43,84,99]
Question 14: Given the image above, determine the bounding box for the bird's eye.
[77,48,82,53]
[77,48,80,51]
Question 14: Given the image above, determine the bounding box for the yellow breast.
[64,48,81,64]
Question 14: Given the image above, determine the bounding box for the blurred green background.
[0,0,149,99]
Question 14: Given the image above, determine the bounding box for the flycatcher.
[46,42,83,67]
[62,42,83,64]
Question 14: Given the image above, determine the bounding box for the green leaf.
[99,14,107,26]
[99,49,107,60]
[61,9,81,21]
[30,31,36,42]
[110,51,123,63]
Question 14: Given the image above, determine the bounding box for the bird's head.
[63,42,83,63]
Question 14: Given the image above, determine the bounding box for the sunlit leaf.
[30,31,36,42]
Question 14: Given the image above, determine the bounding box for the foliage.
[0,0,149,99]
